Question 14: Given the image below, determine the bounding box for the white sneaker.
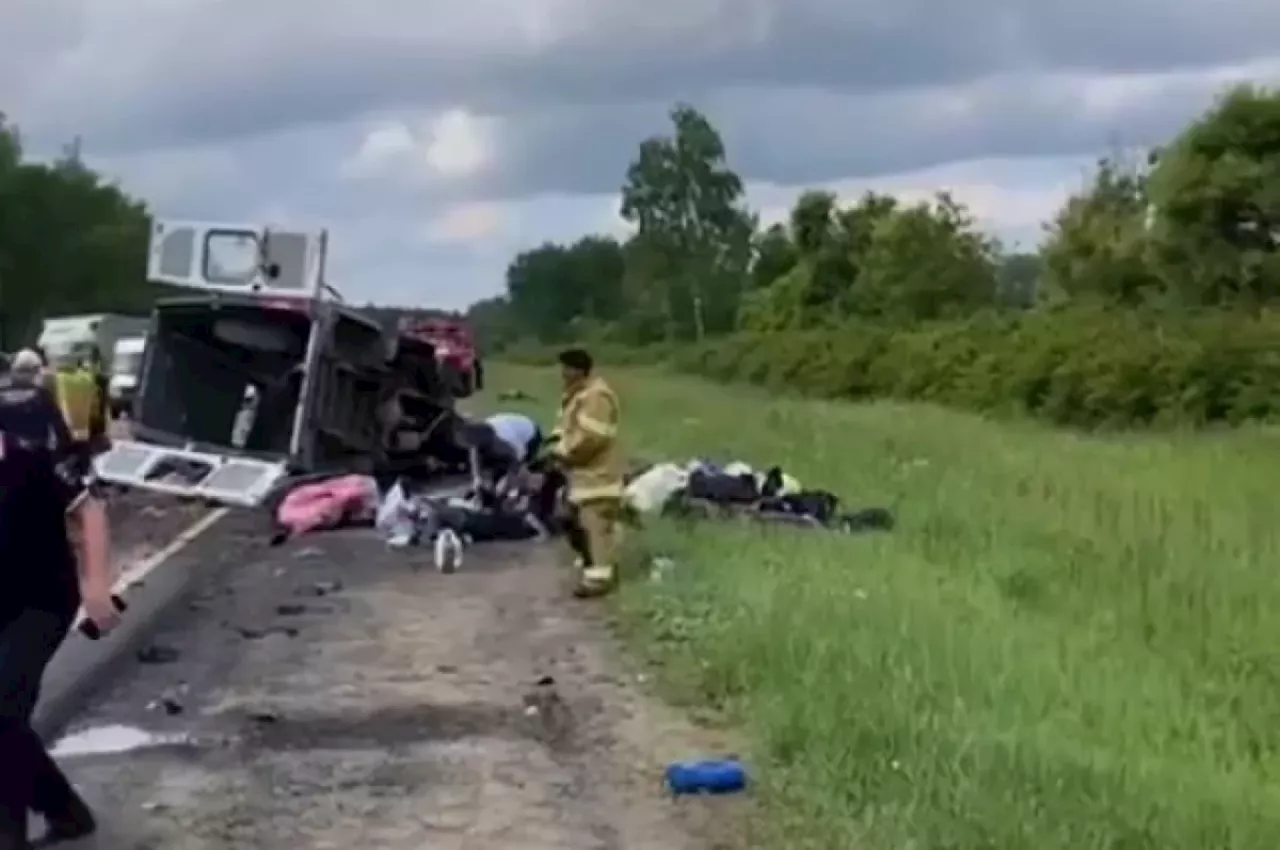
[434,528,464,573]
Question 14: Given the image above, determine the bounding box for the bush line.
[499,305,1280,430]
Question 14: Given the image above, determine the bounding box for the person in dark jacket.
[0,350,73,452]
[0,407,119,847]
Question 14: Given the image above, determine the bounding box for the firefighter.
[549,348,624,598]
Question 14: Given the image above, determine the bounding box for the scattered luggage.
[625,457,893,534]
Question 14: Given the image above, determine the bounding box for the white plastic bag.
[376,480,419,546]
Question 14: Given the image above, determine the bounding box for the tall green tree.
[851,192,1000,322]
[996,252,1042,307]
[740,190,852,331]
[464,296,516,351]
[749,222,797,290]
[1145,84,1280,306]
[0,116,152,347]
[0,117,20,347]
[505,242,578,342]
[503,235,627,342]
[789,190,838,254]
[619,104,754,339]
[1039,154,1160,306]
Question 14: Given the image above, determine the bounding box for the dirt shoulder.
[57,524,747,849]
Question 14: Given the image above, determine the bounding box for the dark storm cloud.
[10,0,1280,157]
[446,65,1275,198]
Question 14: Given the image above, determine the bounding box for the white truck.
[91,220,459,507]
[38,313,149,368]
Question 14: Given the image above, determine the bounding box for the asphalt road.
[35,491,228,739]
[43,520,749,849]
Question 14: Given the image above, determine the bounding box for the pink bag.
[275,475,378,538]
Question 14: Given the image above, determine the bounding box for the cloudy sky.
[3,0,1279,309]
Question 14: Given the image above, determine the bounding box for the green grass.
[475,363,1280,850]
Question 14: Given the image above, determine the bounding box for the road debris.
[56,528,741,847]
[665,759,749,795]
[136,645,180,665]
[51,725,193,758]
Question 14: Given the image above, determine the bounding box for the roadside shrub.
[502,338,674,368]
[670,307,1280,430]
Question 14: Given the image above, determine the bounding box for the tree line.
[0,118,158,349]
[476,86,1280,429]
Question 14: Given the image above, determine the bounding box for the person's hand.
[80,583,121,635]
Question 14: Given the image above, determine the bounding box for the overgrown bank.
[502,303,1280,430]
[484,362,1280,850]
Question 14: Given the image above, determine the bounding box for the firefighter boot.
[573,564,617,598]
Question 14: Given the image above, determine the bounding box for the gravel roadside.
[52,526,750,849]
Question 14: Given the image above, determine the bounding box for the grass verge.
[476,362,1280,850]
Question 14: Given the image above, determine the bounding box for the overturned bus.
[93,221,459,507]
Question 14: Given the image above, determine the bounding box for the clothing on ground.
[275,475,379,540]
[625,463,690,514]
[377,481,546,548]
[623,456,891,534]
[625,458,802,516]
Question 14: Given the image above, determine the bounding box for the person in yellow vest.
[549,348,624,598]
[49,354,103,477]
[84,346,110,454]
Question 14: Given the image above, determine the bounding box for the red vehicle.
[398,316,483,398]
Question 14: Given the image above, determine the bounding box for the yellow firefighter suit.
[552,374,624,597]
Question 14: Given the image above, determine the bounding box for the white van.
[39,314,149,369]
[108,335,147,417]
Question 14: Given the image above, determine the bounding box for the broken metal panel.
[146,220,326,298]
[262,231,311,293]
[93,440,288,507]
[286,309,327,469]
[287,305,397,472]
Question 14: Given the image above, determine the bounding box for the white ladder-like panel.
[93,440,288,508]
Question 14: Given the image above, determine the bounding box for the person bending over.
[484,412,542,468]
[451,412,540,503]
